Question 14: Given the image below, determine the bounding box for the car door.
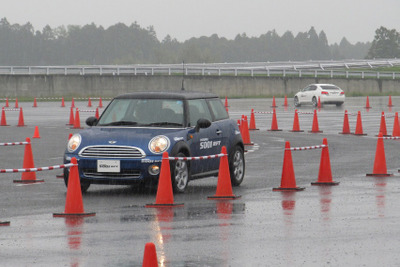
[307,85,318,103]
[298,85,310,103]
[187,99,222,174]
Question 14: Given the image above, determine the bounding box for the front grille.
[79,145,145,159]
[82,168,141,179]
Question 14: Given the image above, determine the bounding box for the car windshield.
[321,85,340,90]
[97,98,184,127]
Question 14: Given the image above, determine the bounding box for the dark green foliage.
[366,26,400,59]
[0,18,377,65]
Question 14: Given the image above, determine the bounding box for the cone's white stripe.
[0,141,29,146]
[288,144,327,151]
[165,153,227,161]
[0,163,76,173]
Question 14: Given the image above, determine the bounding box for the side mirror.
[86,116,98,126]
[195,118,211,132]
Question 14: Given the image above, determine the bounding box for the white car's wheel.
[294,96,301,107]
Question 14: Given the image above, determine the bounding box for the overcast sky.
[3,0,399,44]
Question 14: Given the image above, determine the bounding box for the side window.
[302,86,310,92]
[188,99,213,127]
[310,85,317,91]
[208,99,229,121]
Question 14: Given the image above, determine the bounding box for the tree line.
[0,18,398,66]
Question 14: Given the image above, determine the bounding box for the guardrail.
[0,59,399,79]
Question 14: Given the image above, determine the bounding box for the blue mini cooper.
[64,91,245,193]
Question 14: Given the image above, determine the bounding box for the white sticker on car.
[200,140,221,150]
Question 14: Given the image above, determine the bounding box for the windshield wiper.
[145,122,183,127]
[100,121,138,126]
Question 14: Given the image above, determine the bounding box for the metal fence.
[0,59,399,79]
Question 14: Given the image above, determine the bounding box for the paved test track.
[1,96,400,266]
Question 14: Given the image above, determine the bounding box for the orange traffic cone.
[242,115,253,145]
[142,242,158,267]
[73,108,82,129]
[87,97,92,107]
[289,109,303,132]
[365,96,371,109]
[146,152,184,207]
[1,108,9,126]
[354,111,367,136]
[33,97,37,107]
[283,95,288,107]
[67,107,74,125]
[13,137,44,183]
[208,146,241,199]
[317,96,322,108]
[309,109,323,133]
[33,126,40,138]
[311,138,339,185]
[273,141,305,191]
[98,97,103,108]
[61,97,65,107]
[268,108,282,131]
[388,96,393,107]
[366,132,393,177]
[249,109,258,130]
[392,112,400,137]
[377,111,389,136]
[237,119,242,136]
[95,107,100,119]
[339,110,351,134]
[5,98,9,107]
[17,107,26,127]
[271,96,278,108]
[71,97,75,108]
[14,98,18,108]
[53,157,96,217]
[224,96,229,108]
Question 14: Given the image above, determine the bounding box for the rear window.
[321,85,340,90]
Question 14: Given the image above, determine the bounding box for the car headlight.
[67,134,82,152]
[149,135,170,154]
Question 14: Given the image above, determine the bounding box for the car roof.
[115,91,219,100]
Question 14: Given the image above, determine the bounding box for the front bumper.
[64,154,162,184]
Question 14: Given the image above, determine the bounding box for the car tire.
[63,168,91,193]
[312,96,318,107]
[170,152,189,193]
[229,145,245,186]
[294,96,301,107]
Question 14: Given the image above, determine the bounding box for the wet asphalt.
[1,96,400,266]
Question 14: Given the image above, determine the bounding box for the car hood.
[75,127,190,151]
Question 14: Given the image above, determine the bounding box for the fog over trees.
[0,18,398,66]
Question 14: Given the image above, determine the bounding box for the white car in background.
[294,84,345,107]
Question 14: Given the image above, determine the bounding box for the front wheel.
[294,96,301,107]
[312,96,318,107]
[170,152,189,193]
[229,145,245,186]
